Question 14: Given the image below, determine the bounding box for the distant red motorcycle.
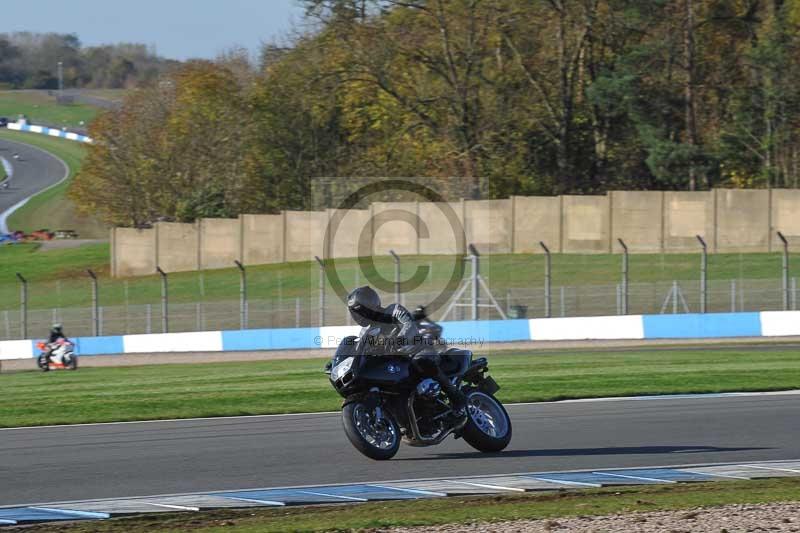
[36,339,78,371]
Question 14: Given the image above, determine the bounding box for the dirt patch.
[382,502,800,532]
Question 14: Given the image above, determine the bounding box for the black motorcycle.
[326,328,512,460]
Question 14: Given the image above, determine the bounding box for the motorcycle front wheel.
[37,355,50,372]
[461,390,512,453]
[342,401,400,460]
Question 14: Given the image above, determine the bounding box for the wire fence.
[0,275,795,341]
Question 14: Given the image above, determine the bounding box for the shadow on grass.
[399,445,771,461]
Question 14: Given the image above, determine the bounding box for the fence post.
[234,260,247,329]
[87,269,99,336]
[539,242,551,318]
[314,256,325,327]
[696,235,707,313]
[157,266,168,333]
[16,273,27,339]
[618,238,629,315]
[389,250,401,304]
[777,231,789,311]
[469,244,480,320]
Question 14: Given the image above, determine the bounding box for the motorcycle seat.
[440,348,472,376]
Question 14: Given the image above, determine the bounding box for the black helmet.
[347,286,382,327]
[51,323,63,334]
[412,305,427,321]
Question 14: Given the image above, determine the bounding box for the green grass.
[0,90,98,128]
[0,243,796,313]
[21,478,800,532]
[0,129,107,238]
[0,242,110,280]
[3,348,800,428]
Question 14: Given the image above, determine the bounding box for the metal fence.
[2,234,798,341]
[0,275,796,341]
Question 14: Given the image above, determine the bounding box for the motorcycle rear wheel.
[461,390,512,453]
[67,356,78,370]
[342,401,400,460]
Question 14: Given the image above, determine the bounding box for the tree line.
[0,32,178,89]
[71,0,800,228]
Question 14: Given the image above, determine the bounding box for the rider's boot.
[435,372,468,425]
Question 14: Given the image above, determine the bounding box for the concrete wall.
[199,218,240,270]
[771,189,800,250]
[241,214,284,265]
[371,202,418,256]
[465,199,512,253]
[327,208,371,258]
[512,196,561,253]
[610,191,663,252]
[112,189,800,277]
[663,191,715,252]
[284,211,327,262]
[156,222,199,273]
[112,228,155,277]
[418,201,465,255]
[715,189,770,252]
[562,195,610,253]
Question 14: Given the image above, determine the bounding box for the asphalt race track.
[0,137,68,231]
[1,392,798,507]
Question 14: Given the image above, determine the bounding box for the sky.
[7,0,305,60]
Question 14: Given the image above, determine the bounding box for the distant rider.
[346,286,467,420]
[46,323,70,364]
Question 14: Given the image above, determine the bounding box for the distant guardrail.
[7,122,93,143]
[0,311,796,361]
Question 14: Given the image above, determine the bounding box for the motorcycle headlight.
[331,357,354,381]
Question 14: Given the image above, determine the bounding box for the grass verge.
[0,247,798,313]
[0,129,107,238]
[19,478,800,532]
[2,347,800,427]
[0,91,98,128]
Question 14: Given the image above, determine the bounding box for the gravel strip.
[379,502,800,532]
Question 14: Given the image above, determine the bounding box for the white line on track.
[2,389,799,432]
[369,485,448,497]
[743,464,800,474]
[4,459,800,511]
[447,480,526,492]
[145,503,200,511]
[593,471,676,483]
[530,477,600,487]
[218,496,285,506]
[678,469,752,480]
[297,490,367,502]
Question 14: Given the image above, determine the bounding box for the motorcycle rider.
[412,305,444,343]
[347,286,467,420]
[46,323,70,364]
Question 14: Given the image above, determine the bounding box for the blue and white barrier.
[7,122,93,143]
[0,311,797,361]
